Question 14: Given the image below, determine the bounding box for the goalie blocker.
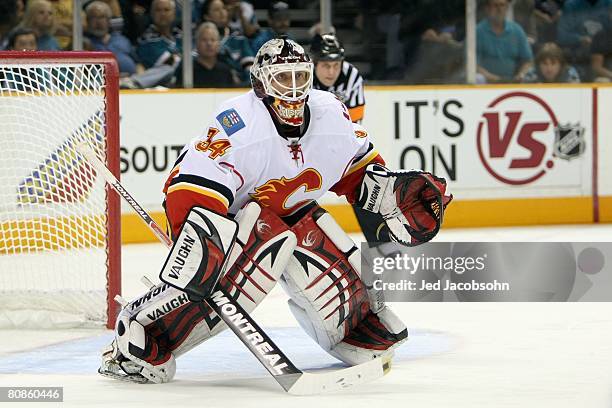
[159,207,238,302]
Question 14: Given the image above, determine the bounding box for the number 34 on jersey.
[196,127,231,159]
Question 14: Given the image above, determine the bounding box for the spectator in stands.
[514,0,538,45]
[557,0,611,76]
[19,0,61,51]
[175,22,236,87]
[308,22,336,38]
[121,0,153,43]
[224,0,258,37]
[2,27,43,92]
[202,0,254,84]
[362,0,402,79]
[0,0,20,50]
[7,27,38,51]
[85,1,138,76]
[48,0,75,49]
[15,0,25,21]
[534,0,564,43]
[400,0,431,80]
[522,42,581,82]
[310,33,365,123]
[476,0,533,82]
[250,1,293,54]
[591,8,612,81]
[84,0,126,33]
[401,0,465,84]
[136,0,182,69]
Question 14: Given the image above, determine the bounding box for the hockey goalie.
[99,37,452,384]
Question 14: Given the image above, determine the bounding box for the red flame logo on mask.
[250,168,322,216]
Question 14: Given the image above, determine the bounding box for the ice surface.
[1,226,611,407]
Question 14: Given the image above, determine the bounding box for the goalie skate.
[98,340,150,384]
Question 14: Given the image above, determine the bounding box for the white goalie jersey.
[163,89,382,236]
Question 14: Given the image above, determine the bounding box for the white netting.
[0,62,113,328]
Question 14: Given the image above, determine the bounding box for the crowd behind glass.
[0,0,610,87]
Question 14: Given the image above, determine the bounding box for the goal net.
[0,52,121,329]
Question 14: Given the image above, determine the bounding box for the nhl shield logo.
[553,123,585,160]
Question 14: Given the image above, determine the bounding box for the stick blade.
[286,356,392,396]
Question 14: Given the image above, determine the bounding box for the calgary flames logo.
[250,168,322,216]
[256,219,272,235]
[301,230,320,247]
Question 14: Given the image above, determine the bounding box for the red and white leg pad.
[281,205,408,365]
[99,202,296,383]
[113,313,177,383]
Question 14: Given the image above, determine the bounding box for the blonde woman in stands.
[47,0,76,49]
[19,0,61,50]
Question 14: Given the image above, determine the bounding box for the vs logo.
[477,92,585,185]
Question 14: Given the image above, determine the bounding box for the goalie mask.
[251,37,313,126]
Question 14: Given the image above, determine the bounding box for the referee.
[310,33,365,123]
[310,33,388,243]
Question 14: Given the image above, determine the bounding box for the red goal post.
[0,51,121,329]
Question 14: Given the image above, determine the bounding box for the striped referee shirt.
[313,61,365,123]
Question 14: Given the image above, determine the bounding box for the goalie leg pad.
[281,205,408,365]
[98,299,178,384]
[99,282,188,383]
[148,203,296,357]
[115,314,177,384]
[129,283,214,359]
[100,282,221,383]
[100,203,297,381]
[216,202,296,308]
[174,202,297,355]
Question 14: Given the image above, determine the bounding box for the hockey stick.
[78,143,391,395]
